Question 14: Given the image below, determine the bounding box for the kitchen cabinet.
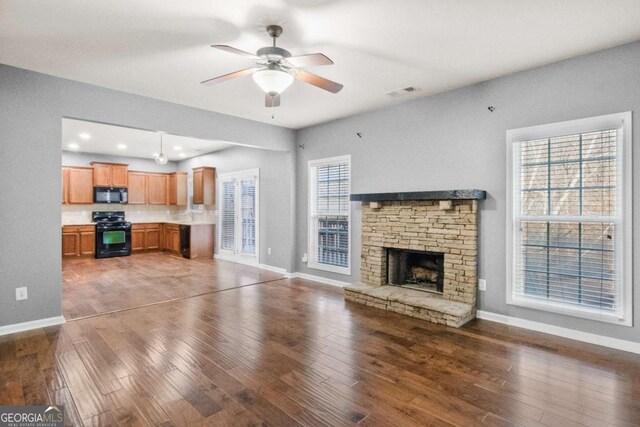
[192,167,215,205]
[62,167,93,204]
[147,173,168,205]
[163,224,181,254]
[131,223,162,252]
[168,172,188,206]
[127,172,147,204]
[183,224,215,259]
[91,162,128,187]
[62,225,95,257]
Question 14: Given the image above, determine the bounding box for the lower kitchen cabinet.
[163,224,181,254]
[62,225,95,257]
[131,223,162,252]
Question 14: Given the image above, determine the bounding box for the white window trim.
[308,155,352,276]
[217,168,260,266]
[506,112,632,326]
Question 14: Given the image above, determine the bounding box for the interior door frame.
[216,168,260,266]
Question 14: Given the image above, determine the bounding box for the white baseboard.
[0,315,66,337]
[258,263,290,277]
[214,253,258,267]
[477,310,640,355]
[289,272,352,288]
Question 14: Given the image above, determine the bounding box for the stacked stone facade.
[360,200,479,306]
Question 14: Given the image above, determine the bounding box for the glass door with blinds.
[218,169,259,265]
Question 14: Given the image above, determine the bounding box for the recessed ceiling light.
[173,146,182,151]
[179,153,187,157]
[78,133,91,140]
[117,144,127,150]
[67,142,79,149]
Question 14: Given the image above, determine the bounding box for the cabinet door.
[111,165,128,187]
[145,227,160,250]
[192,169,203,204]
[68,168,94,204]
[171,230,181,252]
[168,174,177,205]
[62,168,69,204]
[131,228,146,252]
[62,232,79,257]
[128,172,147,204]
[79,231,95,256]
[93,163,111,187]
[147,174,168,205]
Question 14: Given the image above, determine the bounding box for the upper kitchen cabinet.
[127,171,147,204]
[168,172,188,206]
[91,162,128,187]
[147,173,168,205]
[192,167,215,205]
[62,166,93,204]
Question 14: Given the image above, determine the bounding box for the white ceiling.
[62,118,233,161]
[3,1,640,129]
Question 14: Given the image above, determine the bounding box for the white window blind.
[507,113,632,325]
[220,180,236,251]
[240,179,256,255]
[308,156,351,275]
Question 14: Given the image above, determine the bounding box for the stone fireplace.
[344,190,486,327]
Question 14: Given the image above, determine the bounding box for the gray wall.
[0,64,294,327]
[295,41,640,343]
[178,146,295,272]
[62,151,179,173]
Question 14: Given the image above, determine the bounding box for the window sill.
[308,261,351,276]
[507,295,631,327]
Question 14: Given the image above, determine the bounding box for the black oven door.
[95,226,131,258]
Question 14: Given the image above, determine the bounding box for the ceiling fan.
[201,25,343,108]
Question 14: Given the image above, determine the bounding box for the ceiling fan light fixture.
[252,68,294,96]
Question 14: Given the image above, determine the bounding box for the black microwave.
[94,187,128,204]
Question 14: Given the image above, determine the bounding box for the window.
[507,112,632,325]
[218,169,259,265]
[308,155,351,275]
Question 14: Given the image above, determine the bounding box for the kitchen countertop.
[61,220,215,227]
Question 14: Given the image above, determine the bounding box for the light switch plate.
[478,279,487,291]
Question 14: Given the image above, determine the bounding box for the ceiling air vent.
[385,87,420,97]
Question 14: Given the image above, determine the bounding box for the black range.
[92,211,131,259]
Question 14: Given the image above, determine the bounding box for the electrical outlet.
[16,287,28,301]
[478,279,487,291]
[268,247,272,255]
[302,253,308,263]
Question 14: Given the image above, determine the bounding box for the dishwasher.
[179,224,190,259]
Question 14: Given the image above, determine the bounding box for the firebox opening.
[386,248,445,294]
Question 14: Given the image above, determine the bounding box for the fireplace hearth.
[344,190,486,327]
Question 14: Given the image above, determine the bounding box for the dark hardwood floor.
[2,256,639,426]
[62,253,283,319]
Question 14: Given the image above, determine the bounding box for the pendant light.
[155,131,168,165]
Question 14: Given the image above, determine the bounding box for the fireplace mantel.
[350,189,486,202]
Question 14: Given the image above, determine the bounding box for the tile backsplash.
[61,204,216,225]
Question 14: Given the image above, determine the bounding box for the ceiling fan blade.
[265,93,280,108]
[212,45,260,60]
[293,69,343,93]
[200,68,261,86]
[284,53,333,68]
